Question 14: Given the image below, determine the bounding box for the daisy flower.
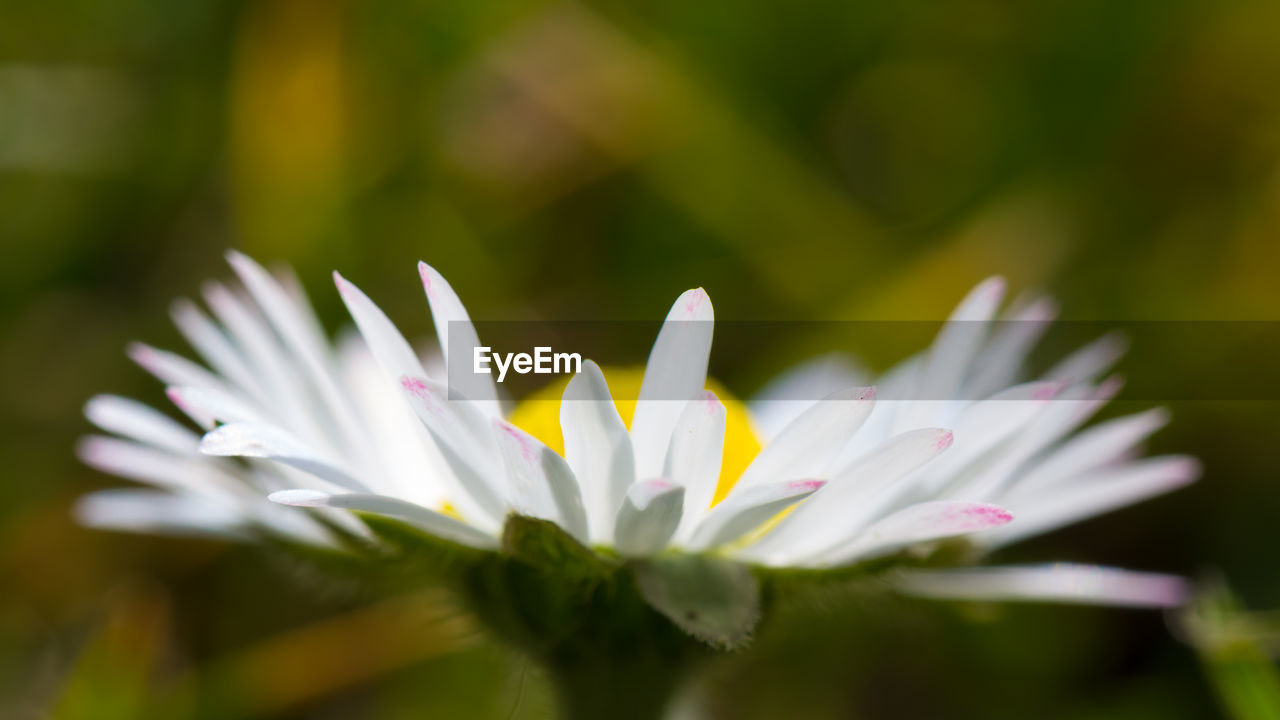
[78,252,1198,631]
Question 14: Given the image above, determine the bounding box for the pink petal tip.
[1032,382,1063,401]
[496,421,536,460]
[790,479,826,493]
[417,262,435,296]
[399,375,430,398]
[164,387,187,408]
[951,503,1014,530]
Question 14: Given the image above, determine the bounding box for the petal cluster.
[77,253,1199,606]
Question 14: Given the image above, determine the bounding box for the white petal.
[333,271,428,383]
[1007,408,1170,499]
[78,435,246,500]
[823,500,1012,565]
[964,296,1057,399]
[919,276,1006,402]
[744,428,953,561]
[199,422,366,492]
[127,342,226,394]
[560,361,636,542]
[335,334,446,506]
[830,427,954,501]
[833,355,922,459]
[166,385,263,425]
[417,261,501,417]
[734,387,875,492]
[399,374,506,527]
[76,489,247,539]
[613,479,684,556]
[170,298,263,397]
[666,391,726,541]
[630,288,714,479]
[894,564,1189,608]
[226,251,331,363]
[492,420,589,542]
[200,280,293,385]
[84,395,199,454]
[273,264,331,348]
[201,281,319,437]
[748,353,869,440]
[985,456,1199,547]
[1044,332,1128,386]
[269,489,496,549]
[913,381,1058,497]
[687,479,825,551]
[228,252,369,463]
[947,378,1123,502]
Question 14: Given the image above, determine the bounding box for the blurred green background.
[3,0,1279,717]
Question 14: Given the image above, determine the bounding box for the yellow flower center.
[506,367,763,505]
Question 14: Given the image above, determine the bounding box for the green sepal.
[631,553,761,651]
[500,513,617,584]
[449,514,617,654]
[357,512,493,587]
[251,522,400,599]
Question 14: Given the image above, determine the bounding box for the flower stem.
[545,648,689,720]
[461,545,706,720]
